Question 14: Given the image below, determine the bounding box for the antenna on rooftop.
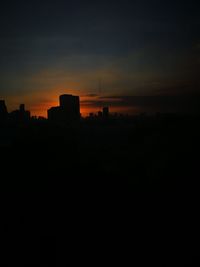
[98,78,102,96]
[98,78,102,112]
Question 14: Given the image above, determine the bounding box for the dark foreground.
[1,114,199,191]
[1,115,199,264]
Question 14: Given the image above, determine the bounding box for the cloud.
[82,94,200,114]
[82,94,99,97]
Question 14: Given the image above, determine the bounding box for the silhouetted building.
[19,104,25,112]
[0,100,8,121]
[10,104,30,122]
[103,107,109,118]
[48,107,62,122]
[98,111,103,117]
[59,94,80,120]
[48,94,80,123]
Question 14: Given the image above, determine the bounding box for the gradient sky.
[0,0,200,116]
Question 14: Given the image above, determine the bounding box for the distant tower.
[98,79,102,96]
[19,104,30,121]
[103,107,109,118]
[19,104,25,112]
[98,78,102,112]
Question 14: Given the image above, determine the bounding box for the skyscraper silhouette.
[59,94,80,121]
[103,107,109,118]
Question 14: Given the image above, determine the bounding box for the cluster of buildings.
[89,107,109,119]
[47,94,110,122]
[0,100,30,123]
[0,94,110,124]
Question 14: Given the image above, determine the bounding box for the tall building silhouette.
[19,104,25,112]
[0,100,8,121]
[59,94,80,120]
[103,107,109,118]
[48,94,80,123]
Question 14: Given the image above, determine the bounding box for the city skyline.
[0,1,200,116]
[1,91,200,118]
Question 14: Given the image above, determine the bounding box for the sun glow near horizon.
[5,89,139,118]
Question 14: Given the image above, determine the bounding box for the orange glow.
[30,101,58,117]
[29,97,138,118]
[4,60,151,117]
[6,88,139,118]
[30,97,99,117]
[25,94,139,118]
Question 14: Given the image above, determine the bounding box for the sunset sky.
[0,0,199,117]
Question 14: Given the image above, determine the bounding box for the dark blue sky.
[0,0,199,115]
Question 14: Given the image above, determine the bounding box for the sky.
[0,0,200,116]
